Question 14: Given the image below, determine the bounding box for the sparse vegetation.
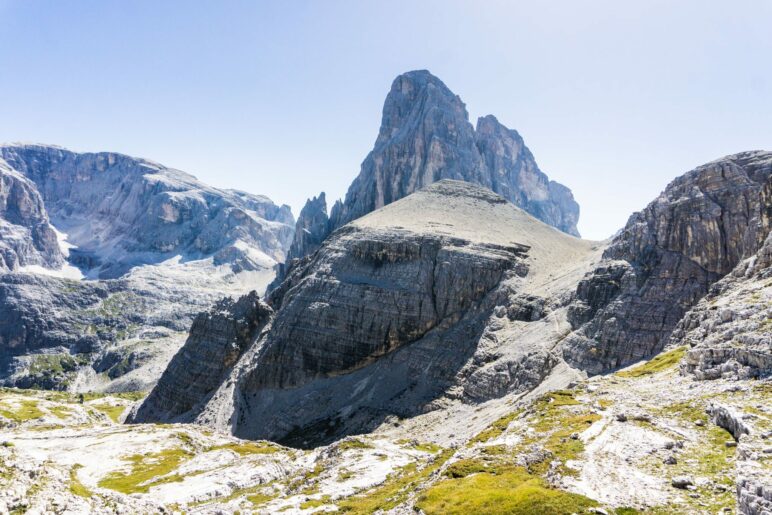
[470,409,523,443]
[337,438,374,451]
[97,447,193,494]
[189,482,276,507]
[416,465,597,514]
[48,405,73,420]
[395,439,443,453]
[300,495,332,509]
[338,468,355,480]
[28,353,80,375]
[616,346,687,378]
[206,441,281,455]
[69,464,92,498]
[90,403,127,423]
[337,450,453,513]
[0,399,44,422]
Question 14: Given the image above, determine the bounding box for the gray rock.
[0,144,294,278]
[676,231,772,381]
[672,476,694,489]
[563,151,772,374]
[0,144,295,391]
[135,180,594,445]
[128,292,272,422]
[708,403,751,441]
[271,192,329,292]
[279,70,581,286]
[0,160,63,271]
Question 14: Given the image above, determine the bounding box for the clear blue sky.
[1,1,770,239]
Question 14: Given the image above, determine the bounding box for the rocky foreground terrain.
[1,347,769,514]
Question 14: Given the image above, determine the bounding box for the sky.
[0,1,770,240]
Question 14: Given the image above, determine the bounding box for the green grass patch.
[97,447,192,494]
[338,468,355,480]
[657,400,707,425]
[300,495,332,509]
[48,405,74,420]
[512,390,601,477]
[207,441,280,456]
[617,346,687,378]
[445,458,500,478]
[69,464,92,498]
[337,438,374,451]
[338,450,453,513]
[395,439,443,453]
[471,409,523,444]
[480,444,509,456]
[597,398,613,410]
[91,403,126,423]
[246,492,274,506]
[0,399,44,422]
[416,465,597,514]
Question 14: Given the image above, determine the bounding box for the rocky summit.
[279,70,580,282]
[0,144,294,392]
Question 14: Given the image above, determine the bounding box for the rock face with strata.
[280,70,580,284]
[0,160,63,271]
[0,144,294,278]
[674,230,772,380]
[128,292,272,422]
[563,151,772,374]
[135,180,598,445]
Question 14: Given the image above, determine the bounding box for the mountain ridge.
[278,70,581,286]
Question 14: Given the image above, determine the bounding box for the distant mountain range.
[0,144,294,391]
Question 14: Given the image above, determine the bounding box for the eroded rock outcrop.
[563,151,772,374]
[271,192,329,290]
[279,70,580,285]
[135,180,598,445]
[0,160,63,271]
[128,292,272,422]
[675,231,772,380]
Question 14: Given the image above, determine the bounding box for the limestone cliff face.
[674,230,772,380]
[128,292,272,422]
[281,70,580,279]
[0,144,294,278]
[134,181,597,445]
[0,160,63,271]
[286,193,328,262]
[563,151,772,374]
[271,193,329,289]
[474,115,579,235]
